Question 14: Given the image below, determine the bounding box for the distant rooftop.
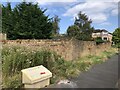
[93,29,112,35]
[93,29,108,33]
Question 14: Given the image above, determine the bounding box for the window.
[103,37,107,41]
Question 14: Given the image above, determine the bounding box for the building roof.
[93,29,108,33]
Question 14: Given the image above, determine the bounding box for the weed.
[2,45,118,88]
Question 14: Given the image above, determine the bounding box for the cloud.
[35,0,78,5]
[111,9,118,16]
[2,0,55,2]
[85,0,119,2]
[1,0,22,2]
[90,13,108,23]
[63,2,118,24]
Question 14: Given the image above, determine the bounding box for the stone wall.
[71,39,111,60]
[3,39,111,60]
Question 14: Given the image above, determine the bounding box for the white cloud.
[111,3,119,16]
[85,0,120,2]
[35,0,78,5]
[90,13,108,23]
[111,9,118,16]
[1,0,22,2]
[63,2,118,24]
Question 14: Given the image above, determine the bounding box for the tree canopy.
[52,15,60,37]
[67,25,80,38]
[67,11,94,41]
[112,28,120,48]
[2,2,53,39]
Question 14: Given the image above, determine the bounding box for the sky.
[1,0,119,34]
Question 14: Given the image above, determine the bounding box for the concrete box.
[21,65,52,88]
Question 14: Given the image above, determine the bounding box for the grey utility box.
[21,65,52,88]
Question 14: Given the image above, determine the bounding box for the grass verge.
[2,45,118,88]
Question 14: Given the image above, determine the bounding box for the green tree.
[2,2,53,39]
[52,15,60,36]
[74,11,94,40]
[95,37,104,45]
[112,28,120,48]
[2,3,13,34]
[67,25,80,38]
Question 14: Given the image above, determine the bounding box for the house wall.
[107,34,112,42]
[92,32,112,42]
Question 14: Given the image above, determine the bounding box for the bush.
[2,45,59,76]
[95,37,104,45]
[2,45,117,88]
[3,73,22,88]
[2,45,80,87]
[67,25,80,37]
[112,28,120,48]
[114,43,120,48]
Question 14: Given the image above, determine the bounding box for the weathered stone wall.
[3,39,111,60]
[71,39,111,59]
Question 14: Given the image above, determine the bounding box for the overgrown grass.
[2,45,80,88]
[2,45,118,88]
[3,73,22,88]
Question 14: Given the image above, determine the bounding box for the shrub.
[3,73,22,88]
[114,43,120,48]
[2,45,79,87]
[67,25,80,37]
[95,37,104,45]
[2,45,118,88]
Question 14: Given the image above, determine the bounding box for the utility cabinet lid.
[21,65,52,84]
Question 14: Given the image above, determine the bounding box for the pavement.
[47,53,119,88]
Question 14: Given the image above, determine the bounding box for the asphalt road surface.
[48,53,119,88]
